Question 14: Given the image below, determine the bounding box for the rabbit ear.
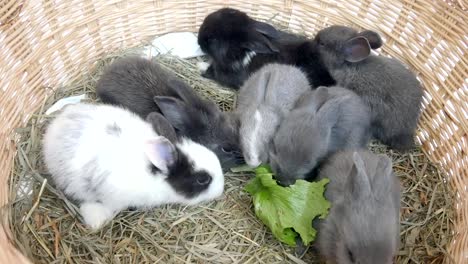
[145,112,178,143]
[241,34,279,53]
[154,96,191,133]
[167,79,198,103]
[376,154,393,177]
[248,19,281,53]
[343,36,371,62]
[260,71,272,101]
[247,71,271,103]
[225,111,241,131]
[313,87,330,112]
[252,21,280,39]
[145,136,177,173]
[315,94,339,131]
[358,30,383,49]
[372,154,395,196]
[348,152,372,198]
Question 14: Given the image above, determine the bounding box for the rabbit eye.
[196,174,212,186]
[347,249,355,263]
[221,146,234,153]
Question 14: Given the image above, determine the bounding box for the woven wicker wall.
[0,0,466,263]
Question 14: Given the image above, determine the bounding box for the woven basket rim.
[0,0,466,263]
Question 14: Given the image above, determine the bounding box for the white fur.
[238,64,311,168]
[42,103,224,230]
[233,51,256,69]
[242,51,256,67]
[244,110,262,167]
[197,61,210,72]
[177,138,224,204]
[80,202,115,230]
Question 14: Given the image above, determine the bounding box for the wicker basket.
[0,0,466,263]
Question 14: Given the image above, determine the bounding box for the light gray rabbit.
[269,86,371,186]
[313,25,423,151]
[315,150,401,264]
[236,63,311,167]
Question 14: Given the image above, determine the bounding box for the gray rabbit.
[96,56,242,169]
[313,25,423,151]
[236,63,311,167]
[269,86,371,186]
[315,150,401,264]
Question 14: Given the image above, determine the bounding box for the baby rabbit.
[313,25,423,151]
[237,64,310,167]
[198,8,335,89]
[269,86,371,186]
[96,56,242,169]
[42,103,224,230]
[315,150,401,264]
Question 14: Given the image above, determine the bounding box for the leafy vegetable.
[244,165,330,246]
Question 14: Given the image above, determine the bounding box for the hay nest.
[8,49,455,264]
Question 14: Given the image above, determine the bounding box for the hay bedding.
[8,48,454,264]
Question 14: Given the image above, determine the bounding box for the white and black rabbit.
[236,63,311,167]
[313,25,423,151]
[315,150,401,264]
[269,86,371,186]
[197,8,335,89]
[42,103,224,230]
[96,56,242,169]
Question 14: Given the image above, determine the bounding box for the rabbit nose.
[246,159,261,168]
[277,178,294,187]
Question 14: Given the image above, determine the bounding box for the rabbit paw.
[80,202,114,230]
[197,61,210,73]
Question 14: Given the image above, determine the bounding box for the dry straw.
[1,0,466,263]
[3,51,459,264]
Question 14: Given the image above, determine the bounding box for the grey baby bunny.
[313,25,423,151]
[236,63,310,167]
[96,56,242,169]
[315,150,401,264]
[269,86,371,186]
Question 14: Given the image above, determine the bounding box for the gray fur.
[236,64,310,167]
[269,86,371,185]
[106,122,121,136]
[96,56,243,169]
[315,150,400,264]
[314,25,423,151]
[145,112,178,143]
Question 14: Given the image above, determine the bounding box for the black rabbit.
[198,8,335,89]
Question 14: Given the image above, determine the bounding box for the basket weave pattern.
[0,0,466,263]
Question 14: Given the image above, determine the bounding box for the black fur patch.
[163,147,212,198]
[149,164,160,174]
[295,42,336,87]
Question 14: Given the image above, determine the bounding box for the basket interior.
[0,0,466,263]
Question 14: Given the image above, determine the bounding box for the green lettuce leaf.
[244,165,330,246]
